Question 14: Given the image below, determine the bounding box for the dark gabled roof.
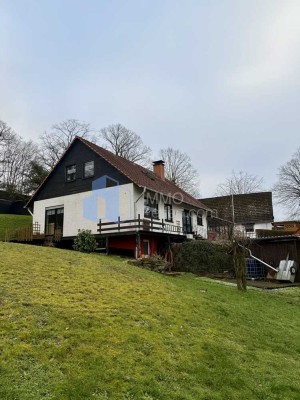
[200,192,274,224]
[27,136,208,210]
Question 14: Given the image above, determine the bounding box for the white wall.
[33,183,134,237]
[234,222,273,238]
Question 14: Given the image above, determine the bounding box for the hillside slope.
[0,243,300,400]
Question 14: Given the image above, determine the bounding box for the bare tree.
[39,119,92,169]
[100,124,151,166]
[215,170,264,196]
[0,121,17,183]
[159,147,200,197]
[273,148,300,218]
[1,136,39,197]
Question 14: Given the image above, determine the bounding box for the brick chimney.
[153,160,165,180]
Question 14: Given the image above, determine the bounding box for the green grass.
[0,214,32,241]
[0,242,300,399]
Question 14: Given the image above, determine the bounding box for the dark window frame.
[83,160,95,179]
[182,209,193,234]
[164,204,173,222]
[244,223,254,233]
[65,164,76,182]
[45,207,64,235]
[197,212,203,226]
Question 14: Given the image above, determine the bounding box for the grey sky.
[1,0,299,219]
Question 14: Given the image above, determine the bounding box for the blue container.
[246,258,265,279]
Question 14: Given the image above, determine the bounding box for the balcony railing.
[97,214,184,235]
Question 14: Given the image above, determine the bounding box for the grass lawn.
[0,243,300,400]
[0,214,32,241]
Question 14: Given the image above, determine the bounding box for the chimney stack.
[153,160,165,180]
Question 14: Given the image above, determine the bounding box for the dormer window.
[66,164,76,182]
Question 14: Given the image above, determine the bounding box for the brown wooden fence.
[3,222,61,243]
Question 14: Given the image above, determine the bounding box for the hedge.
[172,240,233,275]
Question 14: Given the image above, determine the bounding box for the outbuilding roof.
[201,192,274,224]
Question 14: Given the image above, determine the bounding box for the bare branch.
[99,124,152,167]
[159,147,200,197]
[273,148,300,218]
[39,119,93,169]
[215,170,264,196]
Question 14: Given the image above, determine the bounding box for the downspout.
[26,208,33,217]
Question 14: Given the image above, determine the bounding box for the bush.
[73,229,97,253]
[172,240,233,275]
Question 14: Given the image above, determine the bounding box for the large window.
[66,164,76,182]
[164,204,173,222]
[84,161,94,178]
[45,207,64,235]
[144,193,159,219]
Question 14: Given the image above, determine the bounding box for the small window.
[197,212,203,226]
[66,164,76,182]
[164,204,173,222]
[244,223,254,233]
[84,161,94,178]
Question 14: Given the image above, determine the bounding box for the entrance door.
[143,240,150,257]
[45,208,64,235]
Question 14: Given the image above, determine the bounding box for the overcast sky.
[1,0,300,219]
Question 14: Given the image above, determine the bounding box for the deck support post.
[106,236,109,255]
[136,232,141,259]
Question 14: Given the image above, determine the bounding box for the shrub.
[73,229,97,253]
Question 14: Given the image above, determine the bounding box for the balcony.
[97,215,184,236]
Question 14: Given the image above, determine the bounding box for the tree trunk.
[232,240,247,291]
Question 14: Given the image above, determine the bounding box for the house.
[272,221,300,236]
[26,137,209,257]
[200,192,274,240]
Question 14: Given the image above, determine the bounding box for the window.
[164,204,173,222]
[45,207,64,235]
[84,161,94,178]
[244,223,254,233]
[182,209,193,234]
[144,193,159,219]
[197,212,203,226]
[66,164,76,182]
